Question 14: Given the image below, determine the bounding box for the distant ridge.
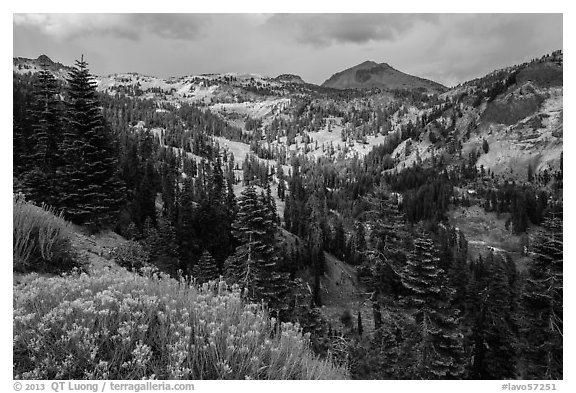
[274,74,306,84]
[13,55,73,80]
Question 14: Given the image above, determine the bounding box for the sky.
[13,14,562,87]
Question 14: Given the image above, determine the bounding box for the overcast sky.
[13,13,562,87]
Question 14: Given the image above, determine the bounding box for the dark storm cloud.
[13,14,211,41]
[266,13,438,46]
[13,14,563,87]
[128,14,211,40]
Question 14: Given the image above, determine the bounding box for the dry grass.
[13,269,348,380]
[13,194,79,272]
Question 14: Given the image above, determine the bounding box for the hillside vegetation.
[13,194,81,273]
[13,50,562,380]
[14,268,347,379]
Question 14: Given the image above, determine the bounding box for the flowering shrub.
[13,269,348,380]
[13,194,80,273]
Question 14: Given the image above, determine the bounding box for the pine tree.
[177,177,197,274]
[364,191,407,299]
[482,139,489,154]
[14,76,36,178]
[193,157,235,265]
[521,214,563,379]
[209,155,225,204]
[21,65,64,207]
[469,252,518,379]
[353,311,416,379]
[265,178,277,222]
[14,118,26,178]
[136,159,158,228]
[306,194,326,306]
[352,221,366,265]
[226,185,289,312]
[143,215,180,276]
[276,162,286,201]
[400,234,466,379]
[331,218,346,259]
[28,66,62,171]
[193,250,220,284]
[60,56,125,229]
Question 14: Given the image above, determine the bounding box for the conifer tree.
[13,119,25,180]
[306,194,326,306]
[482,139,489,154]
[21,65,64,207]
[195,157,234,265]
[142,216,180,276]
[521,214,563,379]
[60,56,125,229]
[177,177,197,273]
[469,252,518,379]
[352,221,367,265]
[400,234,466,379]
[28,66,62,171]
[276,162,286,201]
[193,250,220,284]
[226,184,289,312]
[331,218,346,259]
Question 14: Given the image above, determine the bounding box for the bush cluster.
[13,194,81,273]
[111,240,151,273]
[13,268,348,380]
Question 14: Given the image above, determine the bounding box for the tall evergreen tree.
[226,184,289,312]
[521,214,563,379]
[21,65,64,207]
[351,221,367,265]
[136,159,158,228]
[331,218,346,260]
[28,66,62,171]
[400,234,466,379]
[469,252,518,379]
[193,250,220,284]
[177,177,198,274]
[142,215,180,276]
[306,194,326,306]
[357,311,364,336]
[60,56,125,229]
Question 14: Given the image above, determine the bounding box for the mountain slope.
[322,60,447,93]
[388,51,563,179]
[13,54,73,80]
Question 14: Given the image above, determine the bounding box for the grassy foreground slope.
[14,267,348,380]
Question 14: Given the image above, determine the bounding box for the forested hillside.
[13,51,562,380]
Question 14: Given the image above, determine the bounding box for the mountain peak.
[274,73,306,84]
[36,54,54,65]
[359,60,379,67]
[322,60,446,93]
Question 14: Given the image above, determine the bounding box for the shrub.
[111,240,151,273]
[340,310,353,329]
[13,269,348,380]
[13,194,80,273]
